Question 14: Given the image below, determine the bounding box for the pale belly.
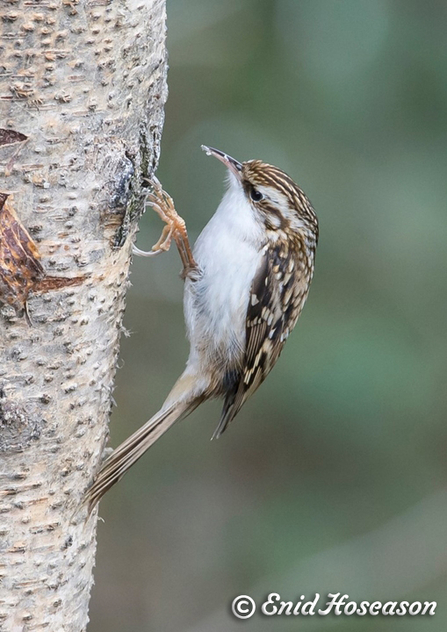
[183,223,262,373]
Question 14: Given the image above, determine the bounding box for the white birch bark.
[0,0,167,629]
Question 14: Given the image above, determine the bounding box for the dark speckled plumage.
[215,160,318,436]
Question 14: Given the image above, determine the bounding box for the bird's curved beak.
[201,145,242,180]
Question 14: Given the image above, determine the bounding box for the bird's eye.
[250,187,263,202]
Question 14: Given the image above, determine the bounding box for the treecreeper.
[85,145,319,510]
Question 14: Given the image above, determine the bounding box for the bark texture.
[0,0,167,629]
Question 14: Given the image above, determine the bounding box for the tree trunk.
[0,0,167,629]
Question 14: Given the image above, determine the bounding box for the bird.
[85,145,319,510]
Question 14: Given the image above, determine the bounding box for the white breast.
[184,174,264,374]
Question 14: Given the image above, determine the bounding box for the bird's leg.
[133,180,197,277]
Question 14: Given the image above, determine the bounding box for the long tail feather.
[85,398,199,512]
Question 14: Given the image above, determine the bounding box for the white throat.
[209,172,264,245]
[184,171,264,372]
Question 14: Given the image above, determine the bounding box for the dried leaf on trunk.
[0,194,87,313]
[0,129,28,147]
[0,193,44,311]
[0,129,28,175]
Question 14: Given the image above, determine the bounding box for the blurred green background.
[90,1,447,630]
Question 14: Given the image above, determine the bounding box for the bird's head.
[201,145,318,241]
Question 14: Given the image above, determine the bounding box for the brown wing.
[213,244,302,438]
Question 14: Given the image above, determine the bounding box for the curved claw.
[139,179,197,276]
[132,244,162,258]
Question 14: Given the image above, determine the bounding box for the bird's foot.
[134,178,197,276]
